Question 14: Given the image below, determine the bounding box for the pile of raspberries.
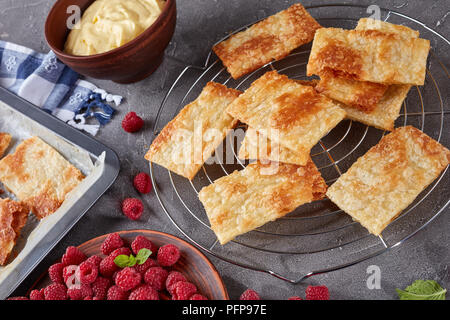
[8,233,208,300]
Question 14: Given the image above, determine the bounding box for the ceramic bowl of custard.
[45,0,176,83]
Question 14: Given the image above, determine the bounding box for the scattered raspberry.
[109,247,132,260]
[29,289,45,300]
[121,198,144,220]
[107,285,129,300]
[48,262,64,283]
[131,235,157,256]
[44,283,67,300]
[99,256,119,277]
[157,244,180,267]
[101,233,125,256]
[63,265,79,288]
[239,289,260,300]
[91,277,111,300]
[305,285,329,300]
[115,267,142,291]
[190,294,208,300]
[8,296,28,300]
[61,246,86,266]
[122,112,144,133]
[288,296,303,300]
[112,271,119,283]
[79,260,98,284]
[129,285,159,300]
[144,267,169,291]
[166,271,187,295]
[85,255,102,268]
[134,258,158,276]
[67,284,93,300]
[172,281,197,300]
[133,173,152,194]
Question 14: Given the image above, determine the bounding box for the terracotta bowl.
[30,229,229,300]
[44,0,176,83]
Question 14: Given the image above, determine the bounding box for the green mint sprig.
[396,280,447,300]
[113,248,152,268]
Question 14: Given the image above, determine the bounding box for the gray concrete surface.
[1,0,449,300]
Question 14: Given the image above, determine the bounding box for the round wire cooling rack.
[149,4,450,283]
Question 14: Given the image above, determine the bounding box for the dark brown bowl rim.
[45,0,174,60]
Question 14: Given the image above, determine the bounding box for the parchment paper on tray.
[0,100,106,287]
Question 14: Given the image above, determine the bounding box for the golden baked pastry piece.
[145,82,241,180]
[226,71,346,165]
[307,27,430,85]
[0,132,12,158]
[0,137,85,219]
[356,18,420,38]
[0,198,29,265]
[213,3,321,79]
[198,160,327,244]
[326,126,450,236]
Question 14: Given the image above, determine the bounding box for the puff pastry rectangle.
[226,71,346,165]
[0,137,84,219]
[199,160,327,244]
[307,28,430,85]
[145,82,241,180]
[213,3,321,79]
[326,126,450,236]
[0,198,28,265]
[0,133,11,158]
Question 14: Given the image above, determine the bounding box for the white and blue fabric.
[0,41,123,135]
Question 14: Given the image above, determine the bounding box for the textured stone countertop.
[1,0,449,299]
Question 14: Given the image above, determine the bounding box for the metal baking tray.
[0,86,120,299]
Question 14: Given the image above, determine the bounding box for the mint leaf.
[114,254,131,268]
[136,248,152,265]
[396,280,447,300]
[128,254,137,267]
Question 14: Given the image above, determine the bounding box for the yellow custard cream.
[64,0,166,56]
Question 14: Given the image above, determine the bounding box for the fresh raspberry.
[172,281,197,300]
[239,289,260,300]
[131,235,157,256]
[122,112,144,133]
[109,247,132,260]
[61,246,86,266]
[63,265,79,288]
[44,283,67,300]
[134,258,158,276]
[157,244,180,267]
[29,289,45,300]
[84,296,92,300]
[48,262,64,283]
[99,256,119,277]
[91,277,111,300]
[67,284,93,300]
[144,267,169,291]
[115,267,142,291]
[166,271,187,295]
[7,296,28,300]
[288,296,303,300]
[305,285,329,300]
[79,261,98,284]
[85,255,102,268]
[133,173,152,194]
[121,198,144,220]
[129,285,159,300]
[190,294,208,300]
[107,285,130,300]
[101,233,125,256]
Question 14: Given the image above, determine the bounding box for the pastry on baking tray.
[145,82,241,180]
[326,126,450,236]
[307,27,430,85]
[0,137,84,219]
[226,71,346,165]
[198,160,327,244]
[0,133,11,158]
[213,3,321,79]
[0,198,29,265]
